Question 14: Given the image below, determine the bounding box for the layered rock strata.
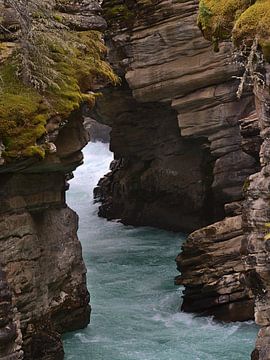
[0,0,115,357]
[176,215,255,321]
[96,0,259,320]
[0,114,90,359]
[94,84,215,232]
[242,77,270,359]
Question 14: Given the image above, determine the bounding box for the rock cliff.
[95,0,258,320]
[94,0,270,358]
[0,113,91,359]
[0,0,116,358]
[243,78,270,360]
[0,267,23,360]
[2,0,270,359]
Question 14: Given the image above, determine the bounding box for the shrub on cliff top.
[0,0,118,161]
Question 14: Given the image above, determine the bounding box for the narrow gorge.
[0,0,270,359]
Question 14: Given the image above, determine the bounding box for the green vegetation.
[0,2,118,161]
[0,64,46,159]
[233,0,270,61]
[198,0,251,42]
[264,223,270,240]
[103,0,156,27]
[104,4,134,21]
[198,0,270,61]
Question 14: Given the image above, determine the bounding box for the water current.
[64,142,258,360]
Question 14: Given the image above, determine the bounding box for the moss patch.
[233,0,270,61]
[0,64,47,159]
[103,2,135,26]
[198,0,270,61]
[103,0,157,28]
[198,0,252,44]
[0,30,118,161]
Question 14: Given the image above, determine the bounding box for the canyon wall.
[0,0,115,358]
[96,0,258,236]
[0,267,23,360]
[95,0,259,323]
[92,1,270,358]
[1,0,270,359]
[243,77,270,360]
[0,114,91,359]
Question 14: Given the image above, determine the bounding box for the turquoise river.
[63,142,258,360]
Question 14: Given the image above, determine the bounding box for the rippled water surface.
[64,142,258,360]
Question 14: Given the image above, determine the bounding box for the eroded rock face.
[176,215,254,321]
[0,0,116,357]
[0,267,23,360]
[84,117,111,143]
[98,0,257,226]
[0,114,90,359]
[96,0,259,319]
[94,85,215,232]
[242,74,270,359]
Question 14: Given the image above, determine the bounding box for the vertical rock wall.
[0,0,115,358]
[96,0,259,321]
[96,0,270,357]
[0,115,90,359]
[0,267,23,360]
[242,74,270,359]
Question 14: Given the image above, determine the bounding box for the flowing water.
[64,142,258,360]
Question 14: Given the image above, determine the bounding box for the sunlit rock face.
[95,0,259,322]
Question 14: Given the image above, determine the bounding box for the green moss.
[0,30,119,161]
[198,0,251,43]
[104,3,135,25]
[53,13,63,23]
[103,0,157,28]
[22,145,46,159]
[0,64,47,159]
[198,0,270,61]
[233,0,270,61]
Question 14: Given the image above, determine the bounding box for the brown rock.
[90,0,265,330]
[177,216,255,321]
[0,113,90,358]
